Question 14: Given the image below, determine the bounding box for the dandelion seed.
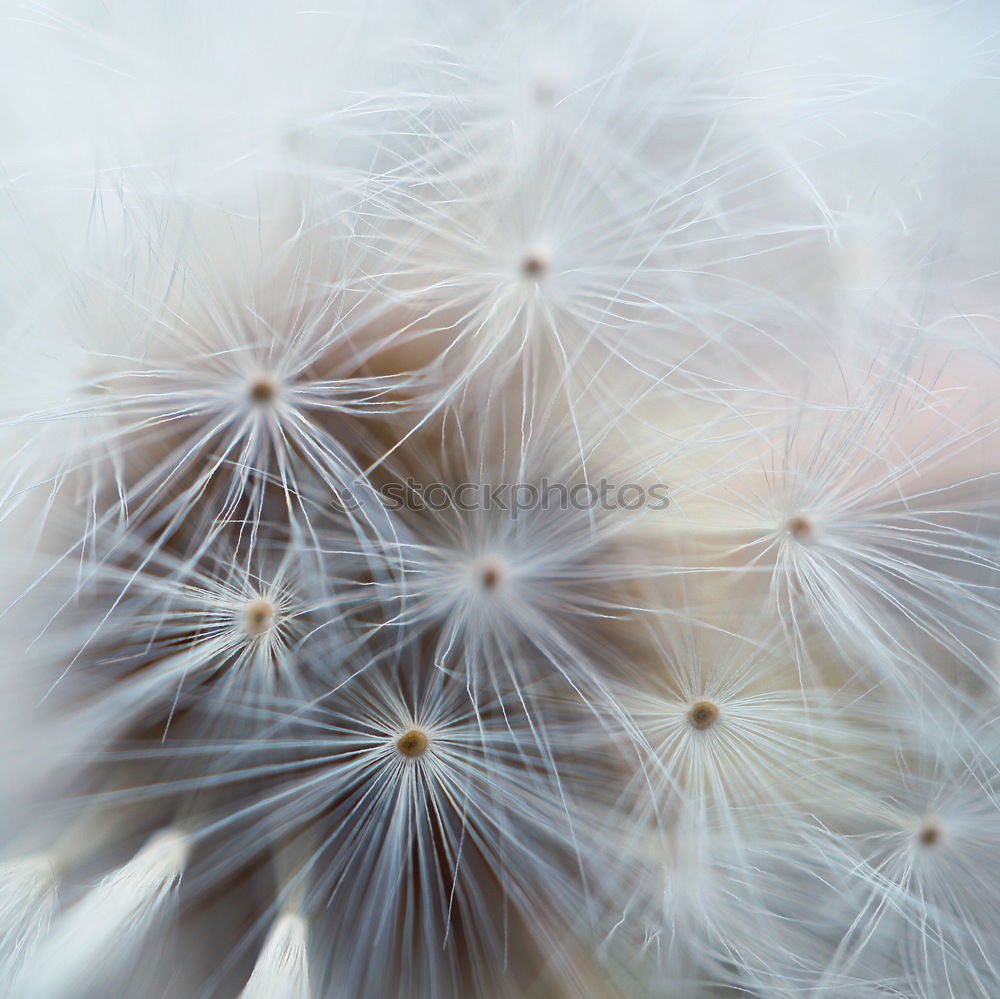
[916,821,944,848]
[395,726,430,759]
[520,250,550,280]
[822,717,1000,997]
[786,514,816,543]
[240,910,312,999]
[1,3,996,997]
[0,855,59,988]
[14,828,188,999]
[472,556,506,594]
[243,597,278,638]
[247,376,280,406]
[687,700,719,731]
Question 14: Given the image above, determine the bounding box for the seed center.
[472,556,508,594]
[521,251,550,279]
[917,821,944,848]
[787,514,816,542]
[396,728,430,759]
[244,597,277,637]
[248,377,278,405]
[688,700,719,730]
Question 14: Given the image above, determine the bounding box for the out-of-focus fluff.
[1,1,999,997]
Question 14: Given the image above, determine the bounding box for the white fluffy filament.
[240,911,312,999]
[12,828,188,999]
[0,855,58,987]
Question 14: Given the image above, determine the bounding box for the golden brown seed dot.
[244,598,276,637]
[918,822,943,847]
[481,560,507,591]
[787,514,815,542]
[473,557,507,594]
[521,252,549,279]
[396,728,429,759]
[249,378,277,404]
[688,700,719,730]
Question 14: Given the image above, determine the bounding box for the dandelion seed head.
[243,597,278,638]
[470,555,509,595]
[240,909,311,999]
[687,699,720,730]
[520,248,551,280]
[3,3,998,998]
[247,375,280,406]
[786,513,817,543]
[395,726,430,759]
[917,820,945,849]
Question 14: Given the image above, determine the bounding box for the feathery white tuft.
[0,854,58,988]
[13,828,188,999]
[240,911,312,999]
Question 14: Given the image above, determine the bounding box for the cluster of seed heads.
[1,2,999,998]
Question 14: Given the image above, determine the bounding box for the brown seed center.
[688,700,719,730]
[396,728,429,759]
[248,378,277,404]
[918,822,943,847]
[244,598,276,637]
[787,514,815,542]
[480,561,506,591]
[521,252,549,279]
[473,557,507,594]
